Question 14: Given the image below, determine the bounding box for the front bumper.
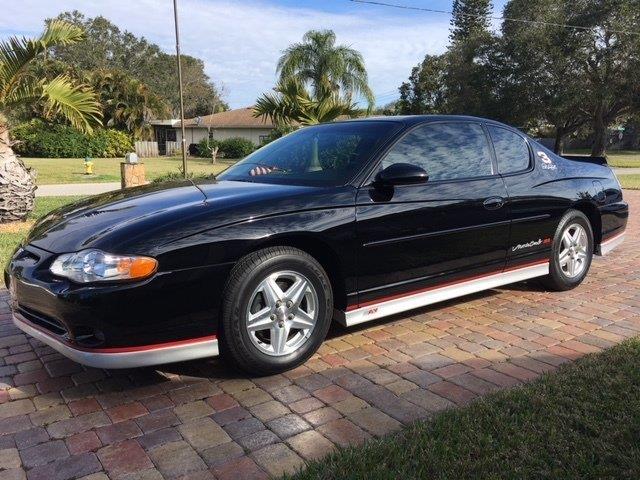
[5,244,230,367]
[13,311,218,369]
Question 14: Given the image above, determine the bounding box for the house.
[151,107,276,155]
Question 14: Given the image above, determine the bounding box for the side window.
[381,123,493,181]
[488,126,530,174]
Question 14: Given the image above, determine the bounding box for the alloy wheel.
[558,223,589,278]
[245,270,318,356]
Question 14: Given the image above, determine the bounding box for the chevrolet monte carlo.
[5,116,628,375]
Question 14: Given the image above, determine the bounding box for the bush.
[219,137,255,158]
[196,137,221,158]
[88,129,133,157]
[152,166,216,184]
[12,120,134,158]
[259,125,297,146]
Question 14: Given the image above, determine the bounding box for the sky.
[1,0,508,110]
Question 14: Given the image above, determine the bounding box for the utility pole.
[173,0,188,177]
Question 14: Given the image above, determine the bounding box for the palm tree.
[277,30,375,110]
[88,69,169,140]
[0,20,101,223]
[254,78,359,127]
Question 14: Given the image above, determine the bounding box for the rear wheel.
[220,247,333,375]
[540,210,593,291]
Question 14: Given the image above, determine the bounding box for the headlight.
[50,249,157,283]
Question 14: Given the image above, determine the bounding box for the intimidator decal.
[537,151,557,170]
[512,237,552,252]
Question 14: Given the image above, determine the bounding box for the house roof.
[176,107,275,129]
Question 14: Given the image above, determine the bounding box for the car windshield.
[217,121,402,187]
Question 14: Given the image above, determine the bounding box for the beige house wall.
[176,127,274,146]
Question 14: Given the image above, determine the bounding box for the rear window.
[488,126,530,173]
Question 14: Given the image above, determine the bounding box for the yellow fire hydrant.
[84,157,94,175]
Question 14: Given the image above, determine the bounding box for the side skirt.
[336,261,549,327]
[597,231,624,256]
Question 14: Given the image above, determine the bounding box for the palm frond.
[0,36,42,103]
[0,20,87,109]
[39,19,85,47]
[40,75,102,133]
[254,77,358,127]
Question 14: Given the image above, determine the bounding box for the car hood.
[25,179,336,255]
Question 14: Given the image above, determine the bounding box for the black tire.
[539,210,593,291]
[219,246,333,375]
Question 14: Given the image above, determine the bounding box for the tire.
[539,210,594,291]
[220,246,333,375]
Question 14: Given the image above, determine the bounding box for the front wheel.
[540,210,593,291]
[220,246,333,375]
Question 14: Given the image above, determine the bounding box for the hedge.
[12,120,134,158]
[194,136,255,159]
[219,137,255,158]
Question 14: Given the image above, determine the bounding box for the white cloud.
[0,0,450,108]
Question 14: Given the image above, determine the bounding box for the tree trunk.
[591,112,607,157]
[553,128,565,154]
[0,121,37,223]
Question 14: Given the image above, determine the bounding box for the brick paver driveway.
[1,192,638,480]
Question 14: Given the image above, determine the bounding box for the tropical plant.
[254,78,359,127]
[88,69,169,140]
[0,20,101,222]
[277,29,375,110]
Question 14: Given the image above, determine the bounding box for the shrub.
[12,120,133,158]
[152,166,216,184]
[259,125,297,146]
[219,137,255,158]
[196,137,221,158]
[90,129,133,157]
[13,120,85,158]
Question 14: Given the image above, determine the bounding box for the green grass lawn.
[1,196,84,285]
[619,174,640,189]
[566,149,640,168]
[23,156,238,184]
[289,337,640,480]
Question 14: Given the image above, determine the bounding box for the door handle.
[483,196,505,210]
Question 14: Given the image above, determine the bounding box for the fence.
[165,141,179,156]
[134,141,159,158]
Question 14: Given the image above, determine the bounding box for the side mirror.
[374,163,429,186]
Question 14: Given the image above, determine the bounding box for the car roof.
[333,114,514,129]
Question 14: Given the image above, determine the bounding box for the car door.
[354,121,511,309]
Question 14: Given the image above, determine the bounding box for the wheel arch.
[247,234,348,310]
[572,201,602,246]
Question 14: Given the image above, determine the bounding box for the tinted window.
[218,121,402,187]
[381,123,493,181]
[488,126,530,173]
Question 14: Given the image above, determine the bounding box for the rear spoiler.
[560,155,608,166]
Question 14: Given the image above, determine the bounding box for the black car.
[5,116,628,375]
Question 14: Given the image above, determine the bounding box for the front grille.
[17,305,68,337]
